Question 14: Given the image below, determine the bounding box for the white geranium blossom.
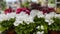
[24,16,34,24]
[37,11,44,18]
[36,25,44,30]
[49,12,56,15]
[16,13,29,21]
[36,26,40,29]
[45,14,54,19]
[37,31,44,34]
[14,20,23,26]
[55,14,60,18]
[0,10,58,27]
[30,10,40,17]
[0,14,8,21]
[7,12,16,19]
[16,16,24,21]
[19,11,26,16]
[45,12,55,19]
[45,12,55,25]
[15,12,30,25]
[45,19,50,23]
[48,20,54,25]
[45,19,54,25]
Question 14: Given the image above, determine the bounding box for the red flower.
[48,8,55,12]
[41,7,55,14]
[16,8,30,15]
[5,9,13,14]
[16,8,22,14]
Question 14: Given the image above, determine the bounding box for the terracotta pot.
[6,26,16,34]
[48,30,60,34]
[57,31,60,34]
[7,30,16,34]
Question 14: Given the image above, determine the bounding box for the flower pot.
[48,30,60,34]
[1,29,16,34]
[6,26,16,34]
[57,31,60,34]
[1,26,16,34]
[7,30,16,34]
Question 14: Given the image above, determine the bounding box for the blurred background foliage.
[0,0,6,10]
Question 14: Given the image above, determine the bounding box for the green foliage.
[0,25,7,32]
[48,0,55,4]
[48,17,60,31]
[15,16,48,34]
[0,0,6,10]
[0,18,15,31]
[15,23,34,34]
[23,2,30,8]
[1,16,60,34]
[0,0,3,2]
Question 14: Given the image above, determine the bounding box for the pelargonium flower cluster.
[0,10,60,26]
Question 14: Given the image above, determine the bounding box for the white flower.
[45,19,54,25]
[45,14,54,25]
[36,25,44,30]
[37,11,44,18]
[19,11,26,16]
[48,20,54,25]
[37,31,44,34]
[48,22,52,25]
[55,14,60,18]
[36,26,40,29]
[45,13,55,20]
[14,20,23,26]
[7,12,16,19]
[15,13,29,25]
[0,18,3,22]
[45,12,55,25]
[45,19,50,23]
[16,16,24,21]
[16,14,29,21]
[28,16,34,22]
[49,12,56,14]
[41,25,44,30]
[30,10,40,17]
[24,16,34,24]
[0,14,8,21]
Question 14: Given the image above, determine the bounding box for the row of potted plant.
[0,10,60,34]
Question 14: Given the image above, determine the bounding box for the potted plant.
[0,18,16,34]
[15,16,48,34]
